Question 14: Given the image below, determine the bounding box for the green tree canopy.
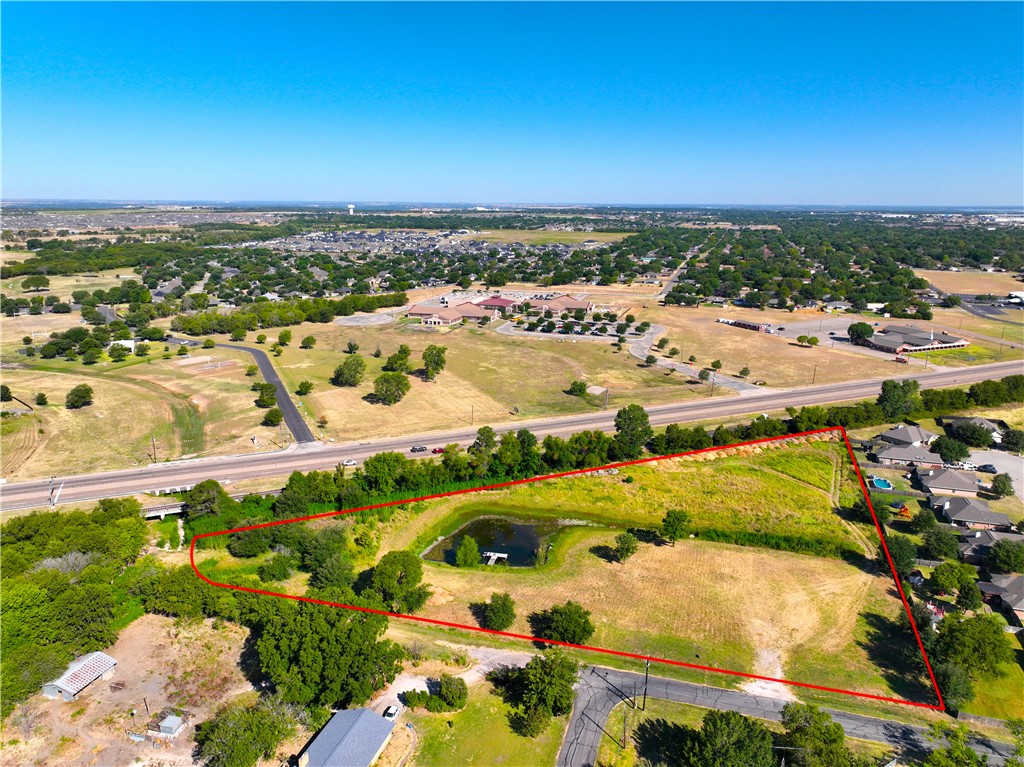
[65,384,94,409]
[331,355,366,386]
[613,404,653,460]
[683,710,776,767]
[373,372,411,405]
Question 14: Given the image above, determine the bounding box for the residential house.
[940,415,1005,444]
[42,652,117,702]
[873,444,943,468]
[297,709,395,767]
[878,424,938,448]
[916,468,979,497]
[959,529,1024,564]
[978,574,1024,625]
[931,496,1012,531]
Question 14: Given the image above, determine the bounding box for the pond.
[423,516,566,567]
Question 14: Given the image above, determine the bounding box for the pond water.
[423,516,564,567]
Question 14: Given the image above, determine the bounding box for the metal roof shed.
[41,652,117,702]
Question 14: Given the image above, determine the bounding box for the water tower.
[347,204,355,215]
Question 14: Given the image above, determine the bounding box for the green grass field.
[407,684,567,767]
[961,631,1024,721]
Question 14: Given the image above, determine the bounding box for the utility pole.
[642,659,650,711]
[152,436,157,462]
[811,364,818,385]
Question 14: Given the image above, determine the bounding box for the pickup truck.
[894,356,909,364]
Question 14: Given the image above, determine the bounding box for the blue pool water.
[870,478,894,490]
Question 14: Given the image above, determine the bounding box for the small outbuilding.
[298,709,395,767]
[41,652,117,702]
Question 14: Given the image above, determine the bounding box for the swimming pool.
[870,477,894,490]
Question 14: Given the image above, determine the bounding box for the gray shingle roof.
[878,424,938,446]
[979,574,1024,610]
[300,709,395,767]
[875,444,941,464]
[933,496,1012,527]
[918,468,978,494]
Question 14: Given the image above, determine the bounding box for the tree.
[931,562,975,595]
[644,354,657,366]
[182,479,234,521]
[779,703,862,767]
[991,473,1014,499]
[923,722,988,767]
[532,601,594,644]
[245,364,258,376]
[932,436,970,464]
[738,366,750,378]
[797,334,809,346]
[923,527,960,560]
[300,335,316,349]
[202,337,216,349]
[34,392,47,406]
[933,663,975,713]
[278,329,292,346]
[952,422,994,448]
[345,339,360,354]
[567,380,587,397]
[1002,429,1024,454]
[518,649,578,720]
[661,510,689,546]
[331,355,366,386]
[368,551,431,613]
[255,334,267,344]
[711,359,723,370]
[21,275,50,292]
[848,322,874,344]
[296,381,314,396]
[383,344,412,373]
[656,337,669,350]
[262,408,283,427]
[0,384,11,402]
[454,535,479,568]
[808,336,820,347]
[688,354,697,363]
[683,710,776,767]
[422,344,447,380]
[990,539,1024,573]
[65,384,94,409]
[230,328,246,342]
[933,614,1014,679]
[437,673,469,710]
[196,695,297,767]
[373,372,411,405]
[882,534,917,579]
[912,507,938,533]
[483,592,516,631]
[613,404,652,460]
[253,383,277,408]
[614,532,638,562]
[108,344,129,361]
[698,368,711,383]
[176,344,189,356]
[955,581,983,612]
[877,379,922,420]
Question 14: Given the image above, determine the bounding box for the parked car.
[978,464,998,473]
[431,447,446,454]
[410,445,428,453]
[960,461,979,471]
[342,459,357,467]
[383,705,399,721]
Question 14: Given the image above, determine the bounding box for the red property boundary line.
[189,426,945,711]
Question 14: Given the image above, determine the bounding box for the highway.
[1,360,1019,512]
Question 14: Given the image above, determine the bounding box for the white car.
[342,459,357,467]
[382,705,399,721]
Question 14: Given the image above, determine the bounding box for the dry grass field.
[245,320,707,441]
[645,305,899,386]
[929,306,1024,342]
[0,266,141,299]
[914,269,1024,295]
[1,349,281,480]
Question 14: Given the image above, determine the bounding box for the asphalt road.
[214,341,316,443]
[557,666,1014,767]
[2,360,1019,512]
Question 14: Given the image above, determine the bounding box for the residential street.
[556,666,1015,767]
[969,449,1024,503]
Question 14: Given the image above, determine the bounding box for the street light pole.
[643,659,650,711]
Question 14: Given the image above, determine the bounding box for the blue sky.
[2,2,1021,205]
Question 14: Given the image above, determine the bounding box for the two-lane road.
[2,360,1019,512]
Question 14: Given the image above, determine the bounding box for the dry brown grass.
[0,267,141,299]
[914,269,1024,295]
[646,305,902,387]
[455,230,629,245]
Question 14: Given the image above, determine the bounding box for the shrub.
[65,384,94,409]
[483,592,516,631]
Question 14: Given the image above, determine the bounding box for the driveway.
[969,450,1024,503]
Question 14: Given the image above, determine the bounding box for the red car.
[431,447,446,454]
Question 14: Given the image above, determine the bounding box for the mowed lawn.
[240,318,706,441]
[644,305,900,388]
[406,684,567,767]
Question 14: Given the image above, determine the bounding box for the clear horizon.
[3,2,1022,206]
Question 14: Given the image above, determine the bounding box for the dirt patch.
[2,614,256,767]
